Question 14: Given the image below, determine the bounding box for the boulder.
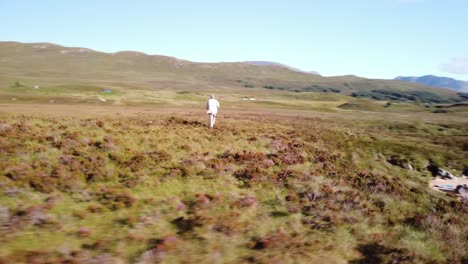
[387,155,413,170]
[437,168,457,179]
[456,185,468,196]
[427,164,457,179]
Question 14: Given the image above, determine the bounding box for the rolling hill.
[244,61,320,75]
[0,41,466,103]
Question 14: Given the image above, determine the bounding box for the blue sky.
[1,0,467,80]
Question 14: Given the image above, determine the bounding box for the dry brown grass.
[0,103,467,263]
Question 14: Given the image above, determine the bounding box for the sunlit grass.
[0,108,466,263]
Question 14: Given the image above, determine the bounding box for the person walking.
[206,95,220,128]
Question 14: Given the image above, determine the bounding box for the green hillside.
[0,41,465,103]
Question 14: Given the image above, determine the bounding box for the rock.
[437,168,457,179]
[387,155,412,170]
[427,164,457,179]
[427,163,439,175]
[456,185,468,196]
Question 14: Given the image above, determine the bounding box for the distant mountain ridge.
[395,75,468,92]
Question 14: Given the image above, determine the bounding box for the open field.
[1,102,467,263]
[2,83,468,117]
[1,39,467,264]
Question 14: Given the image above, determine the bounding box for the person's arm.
[216,100,220,109]
[206,101,209,110]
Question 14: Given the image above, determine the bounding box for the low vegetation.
[263,84,341,93]
[300,85,341,93]
[1,41,467,263]
[0,108,467,263]
[351,89,464,103]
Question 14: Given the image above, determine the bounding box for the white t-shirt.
[207,99,220,115]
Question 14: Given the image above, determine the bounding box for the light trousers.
[208,114,216,128]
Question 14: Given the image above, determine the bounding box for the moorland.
[0,42,467,263]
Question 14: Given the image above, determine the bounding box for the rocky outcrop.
[456,185,468,196]
[427,164,457,179]
[386,155,413,170]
